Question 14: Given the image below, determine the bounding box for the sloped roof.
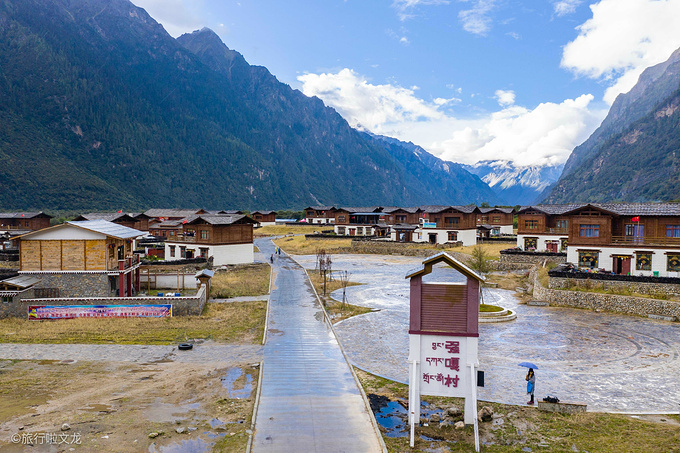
[305,206,337,211]
[252,210,276,215]
[18,220,143,240]
[0,211,52,219]
[1,275,41,289]
[383,206,421,214]
[518,204,585,215]
[405,252,484,282]
[592,203,680,216]
[144,209,206,218]
[479,207,514,214]
[74,212,136,222]
[337,207,383,213]
[187,215,255,225]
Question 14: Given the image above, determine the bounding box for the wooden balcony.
[610,235,680,247]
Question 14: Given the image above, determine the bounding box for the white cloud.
[562,0,680,104]
[458,0,496,36]
[392,0,450,21]
[298,69,605,168]
[433,95,605,166]
[297,69,443,132]
[494,89,515,106]
[400,36,410,45]
[553,0,581,16]
[131,0,203,37]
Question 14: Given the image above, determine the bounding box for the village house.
[412,205,480,247]
[0,212,53,252]
[516,205,579,252]
[251,210,277,227]
[304,206,337,224]
[333,207,385,237]
[17,220,144,297]
[164,214,255,266]
[476,207,515,237]
[73,212,151,232]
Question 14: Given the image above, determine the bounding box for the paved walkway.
[0,342,263,365]
[294,253,680,414]
[252,239,382,453]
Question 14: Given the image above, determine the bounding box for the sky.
[132,0,680,169]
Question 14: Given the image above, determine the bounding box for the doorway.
[428,233,437,244]
[612,256,631,275]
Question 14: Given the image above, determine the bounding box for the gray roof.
[0,211,51,219]
[518,204,584,215]
[519,203,680,217]
[479,207,514,214]
[306,206,337,211]
[383,206,421,214]
[338,207,383,213]
[144,209,205,218]
[188,214,254,225]
[252,210,277,215]
[76,212,135,222]
[1,275,41,289]
[67,220,144,239]
[419,205,477,214]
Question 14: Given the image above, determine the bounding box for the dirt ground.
[0,359,258,452]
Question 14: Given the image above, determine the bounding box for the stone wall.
[2,285,207,318]
[549,276,680,297]
[500,250,566,266]
[0,288,34,318]
[533,270,680,320]
[26,273,113,298]
[348,240,474,264]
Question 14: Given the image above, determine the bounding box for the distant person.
[270,254,274,264]
[526,368,536,405]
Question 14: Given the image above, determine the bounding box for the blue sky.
[133,0,680,168]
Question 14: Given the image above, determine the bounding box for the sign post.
[406,252,483,451]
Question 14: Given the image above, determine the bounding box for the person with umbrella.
[519,362,537,405]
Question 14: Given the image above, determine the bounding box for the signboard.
[422,222,437,229]
[28,304,172,320]
[419,336,469,397]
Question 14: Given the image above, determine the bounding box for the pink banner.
[28,304,172,320]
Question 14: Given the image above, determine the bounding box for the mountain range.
[544,47,680,203]
[0,0,497,211]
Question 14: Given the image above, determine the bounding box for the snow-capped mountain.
[464,161,564,205]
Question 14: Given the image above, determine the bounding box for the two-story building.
[564,203,680,277]
[73,212,151,232]
[476,207,514,236]
[17,220,144,297]
[412,205,479,246]
[164,215,255,266]
[304,206,338,224]
[251,210,277,227]
[333,207,384,236]
[516,205,579,252]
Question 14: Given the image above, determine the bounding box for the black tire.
[178,343,193,350]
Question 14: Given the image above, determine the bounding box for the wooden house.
[516,205,579,252]
[476,207,514,236]
[414,206,479,246]
[304,206,337,224]
[333,207,383,236]
[73,212,151,231]
[164,215,255,265]
[17,220,143,297]
[251,210,277,227]
[0,212,52,232]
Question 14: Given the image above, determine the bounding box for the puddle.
[183,402,201,410]
[209,418,225,429]
[204,432,227,439]
[148,438,211,453]
[368,394,408,438]
[81,403,114,413]
[144,399,193,423]
[221,368,253,399]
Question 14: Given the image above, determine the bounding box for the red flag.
[631,216,640,222]
[182,219,187,224]
[118,210,123,213]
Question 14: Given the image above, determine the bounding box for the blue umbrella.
[518,362,538,369]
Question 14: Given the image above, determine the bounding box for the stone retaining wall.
[348,241,474,264]
[2,285,207,318]
[549,276,680,297]
[28,273,112,298]
[533,270,680,320]
[500,251,566,266]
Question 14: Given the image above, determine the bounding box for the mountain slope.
[463,161,563,205]
[555,47,680,182]
[0,0,492,210]
[545,88,680,202]
[363,134,499,205]
[544,47,680,203]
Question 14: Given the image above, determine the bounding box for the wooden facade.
[175,215,255,246]
[476,208,513,227]
[0,212,52,231]
[422,207,478,230]
[251,210,276,224]
[305,206,337,223]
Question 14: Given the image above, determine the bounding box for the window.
[117,246,125,260]
[560,238,568,252]
[524,237,537,250]
[556,220,569,230]
[578,251,598,268]
[445,217,460,226]
[666,225,680,238]
[447,231,458,241]
[199,248,209,258]
[396,215,407,223]
[200,230,209,240]
[626,224,645,237]
[169,230,175,236]
[667,254,680,272]
[338,215,346,223]
[492,216,501,224]
[169,246,175,258]
[525,220,538,230]
[481,215,488,224]
[337,227,345,235]
[579,224,599,238]
[1,296,11,303]
[180,246,186,258]
[636,253,652,271]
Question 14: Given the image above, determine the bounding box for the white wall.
[413,228,477,247]
[334,225,374,236]
[566,246,680,277]
[517,234,568,252]
[24,224,106,240]
[164,242,254,266]
[499,225,514,235]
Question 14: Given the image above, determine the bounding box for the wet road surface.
[293,253,680,413]
[252,239,383,452]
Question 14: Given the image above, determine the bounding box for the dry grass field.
[0,301,266,344]
[254,224,327,236]
[210,262,271,299]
